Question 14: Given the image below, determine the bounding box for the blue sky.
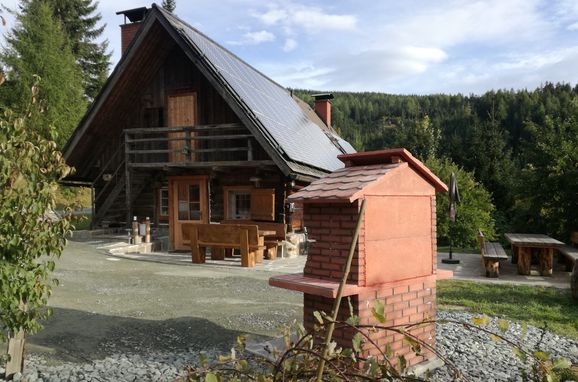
[3,0,578,94]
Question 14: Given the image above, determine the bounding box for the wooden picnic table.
[504,233,564,276]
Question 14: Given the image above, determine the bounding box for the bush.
[425,157,497,248]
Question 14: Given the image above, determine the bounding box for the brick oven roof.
[288,148,448,202]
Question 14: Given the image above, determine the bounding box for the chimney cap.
[116,7,149,23]
[312,93,334,101]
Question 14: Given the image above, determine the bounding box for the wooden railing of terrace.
[124,123,273,168]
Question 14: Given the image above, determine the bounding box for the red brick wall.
[431,195,437,274]
[121,23,142,54]
[303,275,436,368]
[303,203,364,284]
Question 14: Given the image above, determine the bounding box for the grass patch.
[438,279,578,339]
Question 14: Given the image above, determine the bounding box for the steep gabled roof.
[63,3,354,180]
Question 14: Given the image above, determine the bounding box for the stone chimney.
[312,93,334,127]
[116,7,149,55]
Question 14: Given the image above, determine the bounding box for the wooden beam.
[125,122,242,134]
[129,160,275,169]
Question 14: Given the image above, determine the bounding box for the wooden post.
[240,230,254,267]
[131,216,139,244]
[190,226,204,264]
[517,246,531,275]
[185,128,192,162]
[484,258,500,278]
[90,186,96,230]
[125,132,132,227]
[570,261,578,301]
[145,217,151,243]
[247,138,253,161]
[5,330,25,378]
[539,248,553,276]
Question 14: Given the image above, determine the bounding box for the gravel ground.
[431,311,578,382]
[1,241,577,381]
[2,311,577,382]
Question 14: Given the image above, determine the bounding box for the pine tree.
[19,0,111,100]
[2,1,87,147]
[162,0,176,13]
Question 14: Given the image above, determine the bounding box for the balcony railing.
[124,123,270,168]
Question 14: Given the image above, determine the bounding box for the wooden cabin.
[62,4,354,250]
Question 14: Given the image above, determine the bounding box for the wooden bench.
[478,230,508,278]
[558,232,578,271]
[221,220,287,260]
[182,223,264,267]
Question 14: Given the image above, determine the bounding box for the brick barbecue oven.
[270,148,449,367]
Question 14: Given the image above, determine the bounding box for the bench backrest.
[478,230,487,255]
[221,219,287,241]
[182,223,260,247]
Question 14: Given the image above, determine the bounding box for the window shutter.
[250,188,275,221]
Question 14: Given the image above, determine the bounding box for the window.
[228,191,251,219]
[224,186,275,221]
[159,188,169,217]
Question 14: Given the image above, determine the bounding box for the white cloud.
[257,9,288,25]
[253,3,357,33]
[228,30,276,45]
[568,21,578,31]
[244,30,276,44]
[381,0,549,49]
[283,38,298,52]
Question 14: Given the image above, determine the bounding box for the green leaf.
[313,310,324,325]
[371,299,386,323]
[403,335,422,354]
[512,347,527,362]
[346,315,359,326]
[489,334,501,342]
[532,351,550,361]
[205,372,219,382]
[552,357,571,370]
[397,355,407,373]
[471,315,490,326]
[352,332,363,353]
[384,344,393,358]
[497,319,509,333]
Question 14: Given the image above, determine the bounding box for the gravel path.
[2,311,577,382]
[432,311,578,381]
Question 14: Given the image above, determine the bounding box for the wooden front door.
[169,176,208,250]
[168,92,197,162]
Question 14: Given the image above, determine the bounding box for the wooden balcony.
[124,123,274,168]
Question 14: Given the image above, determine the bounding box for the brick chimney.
[116,7,149,55]
[312,93,334,127]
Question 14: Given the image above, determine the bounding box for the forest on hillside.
[295,84,578,242]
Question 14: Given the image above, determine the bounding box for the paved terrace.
[87,236,572,289]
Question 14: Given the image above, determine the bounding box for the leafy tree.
[426,157,496,248]
[19,0,111,99]
[514,107,578,239]
[2,0,87,147]
[162,0,176,13]
[389,115,439,161]
[0,79,73,377]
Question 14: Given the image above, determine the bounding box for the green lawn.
[437,279,578,339]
